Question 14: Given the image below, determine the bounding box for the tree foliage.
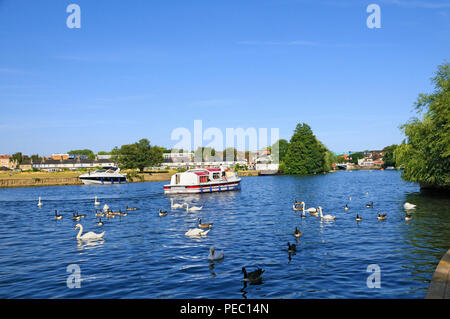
[350,152,364,164]
[11,152,23,165]
[394,63,450,189]
[271,139,289,163]
[112,138,163,171]
[382,144,397,168]
[284,123,331,175]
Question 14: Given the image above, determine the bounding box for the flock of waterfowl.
[38,195,242,278]
[37,193,418,285]
[292,198,416,223]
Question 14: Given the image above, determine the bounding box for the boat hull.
[164,179,241,194]
[79,177,127,185]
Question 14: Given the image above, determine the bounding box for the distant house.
[33,158,116,171]
[0,155,15,169]
[19,160,32,171]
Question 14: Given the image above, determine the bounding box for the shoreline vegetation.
[0,166,389,189]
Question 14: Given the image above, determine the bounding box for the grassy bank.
[0,170,178,188]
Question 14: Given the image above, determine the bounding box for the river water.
[0,170,448,298]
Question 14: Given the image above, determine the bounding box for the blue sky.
[0,0,449,155]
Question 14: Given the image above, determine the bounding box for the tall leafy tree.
[284,123,328,175]
[112,138,163,171]
[395,63,450,190]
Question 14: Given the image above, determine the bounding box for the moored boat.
[164,168,241,194]
[78,167,127,185]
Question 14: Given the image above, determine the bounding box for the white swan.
[184,203,203,212]
[185,228,210,237]
[103,203,109,212]
[94,196,100,206]
[75,224,105,240]
[208,246,224,261]
[37,197,43,207]
[318,206,336,221]
[403,202,416,210]
[301,201,317,213]
[170,198,184,209]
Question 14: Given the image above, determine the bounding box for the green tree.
[394,63,450,190]
[112,139,163,171]
[271,139,289,163]
[284,123,329,175]
[30,154,41,162]
[351,152,364,164]
[11,152,23,165]
[382,145,397,168]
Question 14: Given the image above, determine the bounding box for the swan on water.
[170,198,184,209]
[318,206,336,221]
[208,246,224,261]
[184,203,203,212]
[75,223,105,240]
[94,196,100,206]
[300,202,317,213]
[37,197,43,207]
[103,203,110,212]
[403,202,416,210]
[185,228,210,237]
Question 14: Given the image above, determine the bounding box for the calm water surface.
[0,170,448,298]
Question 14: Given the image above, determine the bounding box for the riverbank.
[0,170,178,188]
[0,170,262,188]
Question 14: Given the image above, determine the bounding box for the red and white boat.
[163,168,241,194]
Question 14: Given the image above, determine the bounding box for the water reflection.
[76,239,105,250]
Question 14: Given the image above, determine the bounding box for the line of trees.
[394,63,450,190]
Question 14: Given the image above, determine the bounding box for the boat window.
[213,172,220,179]
[199,176,208,183]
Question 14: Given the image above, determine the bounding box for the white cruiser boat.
[79,167,127,185]
[164,168,241,194]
